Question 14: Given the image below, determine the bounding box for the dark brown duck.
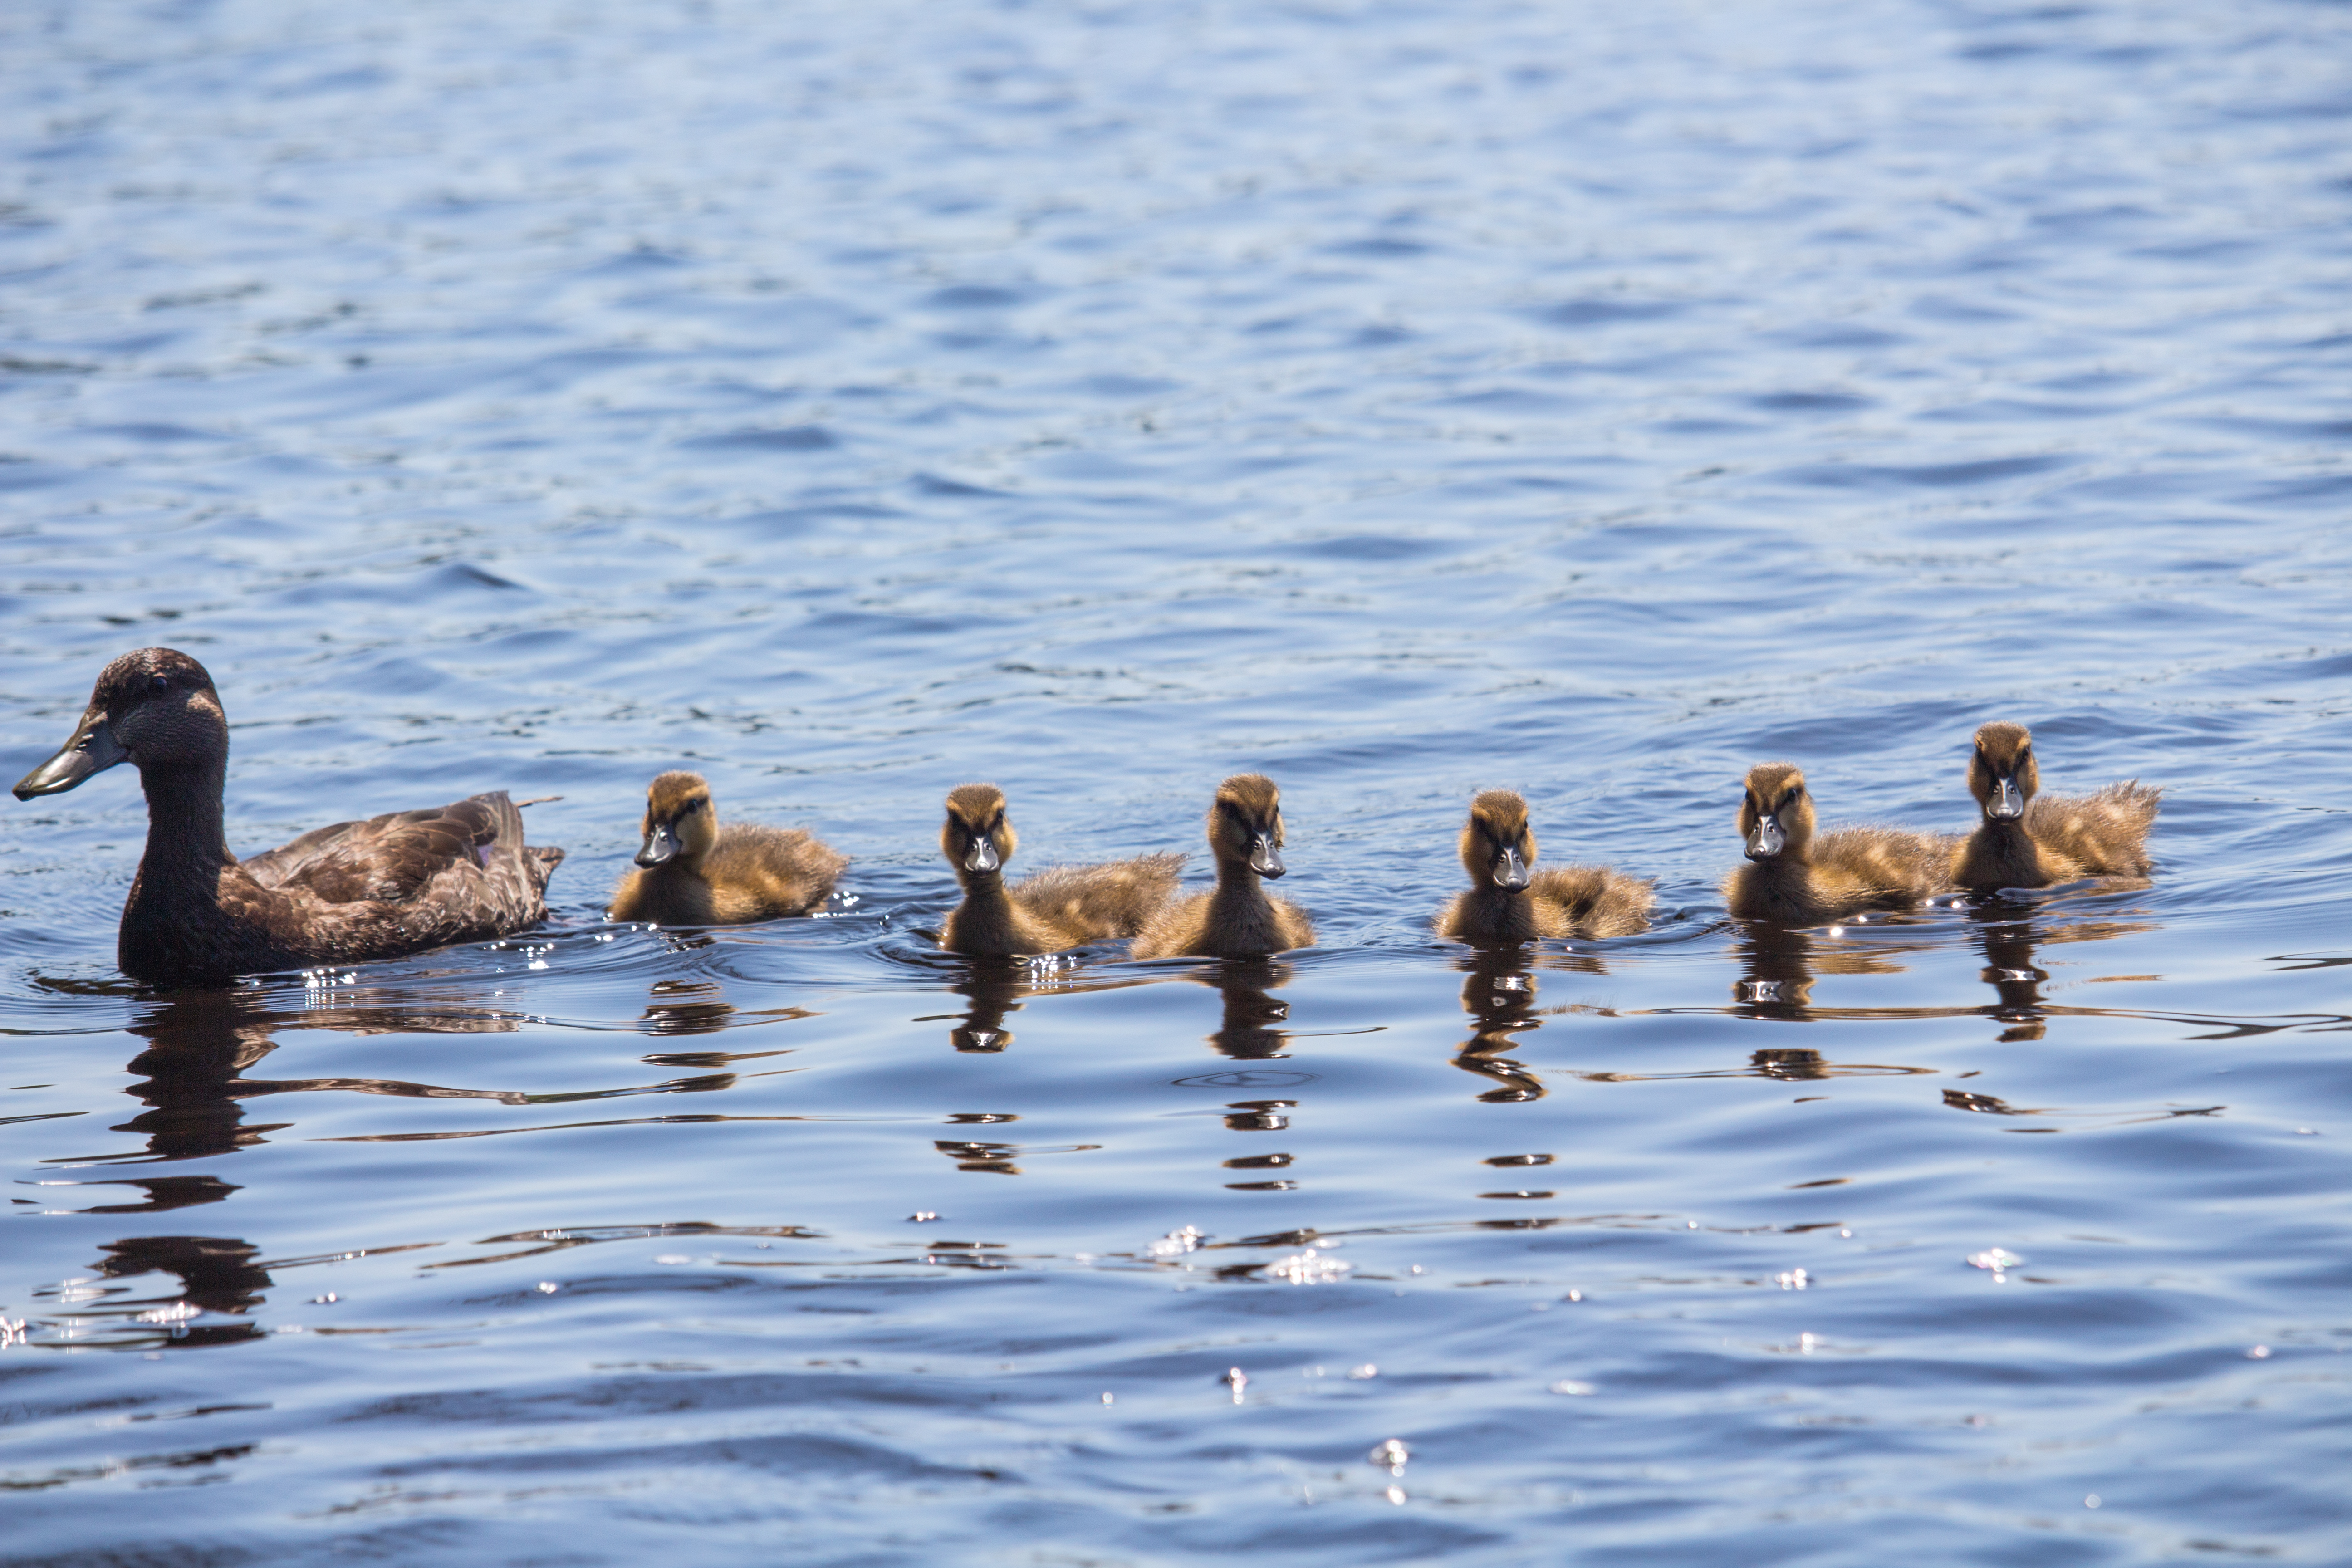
[13,648,565,987]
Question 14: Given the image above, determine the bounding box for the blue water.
[3,0,2350,1561]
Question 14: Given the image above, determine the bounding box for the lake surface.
[3,0,2349,1561]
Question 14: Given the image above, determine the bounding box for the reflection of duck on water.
[1971,904,2050,1041]
[1454,949,1547,1102]
[1729,922,1911,1019]
[1203,959,1294,1060]
[932,956,1159,1053]
[87,1235,272,1348]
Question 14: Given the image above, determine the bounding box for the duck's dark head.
[635,770,717,869]
[943,783,1015,879]
[1739,762,1815,863]
[1969,722,2038,822]
[1209,773,1287,878]
[14,648,225,799]
[1462,789,1536,891]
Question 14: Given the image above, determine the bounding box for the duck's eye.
[148,673,171,693]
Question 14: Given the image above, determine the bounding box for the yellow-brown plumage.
[1722,762,1955,924]
[1436,789,1653,943]
[608,771,846,924]
[937,783,1183,956]
[1952,722,2160,891]
[1131,774,1316,959]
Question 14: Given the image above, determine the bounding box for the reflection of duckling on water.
[12,648,564,987]
[609,771,846,924]
[1131,774,1315,959]
[1437,789,1653,943]
[938,784,1184,956]
[1453,950,1548,1102]
[1723,762,1954,924]
[1953,722,2160,891]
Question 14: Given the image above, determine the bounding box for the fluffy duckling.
[1131,774,1316,959]
[608,771,846,925]
[1723,762,1954,924]
[12,647,563,987]
[938,784,1183,956]
[1437,789,1653,944]
[1953,721,2160,890]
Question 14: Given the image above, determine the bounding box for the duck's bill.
[1492,847,1530,890]
[1988,777,2025,820]
[964,837,1001,874]
[1249,834,1286,878]
[13,712,125,800]
[1744,814,1785,860]
[635,822,681,867]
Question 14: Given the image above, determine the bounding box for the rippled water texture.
[4,0,2350,1561]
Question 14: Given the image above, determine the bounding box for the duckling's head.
[942,783,1016,879]
[1461,789,1537,890]
[635,771,718,869]
[14,647,225,799]
[1738,763,1815,862]
[1968,722,2038,821]
[1208,773,1287,878]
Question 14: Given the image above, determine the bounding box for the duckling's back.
[702,822,849,920]
[1013,851,1184,941]
[1812,824,1958,905]
[2025,781,2159,877]
[1528,863,1656,938]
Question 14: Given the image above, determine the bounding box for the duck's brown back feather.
[125,791,562,986]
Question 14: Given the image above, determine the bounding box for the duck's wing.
[246,792,561,913]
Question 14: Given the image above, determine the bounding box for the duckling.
[1722,762,1954,924]
[608,771,846,925]
[937,783,1183,956]
[12,647,564,988]
[1131,774,1316,959]
[1437,789,1653,944]
[1953,721,2160,890]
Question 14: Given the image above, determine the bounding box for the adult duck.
[1437,789,1653,943]
[1131,774,1316,958]
[1952,721,2159,890]
[937,783,1183,956]
[1723,762,1952,924]
[609,770,845,924]
[13,648,564,987]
